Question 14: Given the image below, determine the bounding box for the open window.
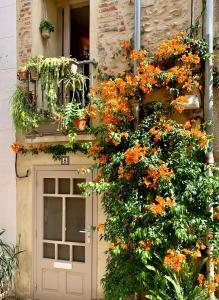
[70,5,90,60]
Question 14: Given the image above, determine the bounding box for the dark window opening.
[70,5,90,108]
[70,5,90,61]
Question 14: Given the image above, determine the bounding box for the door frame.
[32,165,98,300]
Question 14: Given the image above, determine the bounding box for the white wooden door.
[35,170,93,300]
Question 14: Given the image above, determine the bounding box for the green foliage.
[39,20,55,33]
[12,57,88,137]
[11,86,43,132]
[0,230,22,293]
[19,143,88,160]
[86,103,219,299]
[59,101,87,145]
[36,56,86,108]
[146,258,208,300]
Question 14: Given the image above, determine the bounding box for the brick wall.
[17,0,32,66]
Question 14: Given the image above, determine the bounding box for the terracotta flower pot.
[74,118,87,131]
[17,70,29,81]
[30,68,38,81]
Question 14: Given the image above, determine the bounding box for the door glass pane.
[73,179,86,195]
[44,178,55,194]
[66,197,85,243]
[43,243,55,259]
[73,246,85,263]
[44,197,62,241]
[58,244,70,261]
[59,178,70,194]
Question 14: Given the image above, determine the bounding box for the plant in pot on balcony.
[39,20,55,39]
[59,101,87,145]
[26,56,43,81]
[17,65,29,81]
[11,86,43,132]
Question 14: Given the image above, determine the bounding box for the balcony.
[16,56,96,143]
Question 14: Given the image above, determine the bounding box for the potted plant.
[27,56,42,81]
[73,109,87,132]
[17,65,29,81]
[39,20,55,39]
[63,101,87,132]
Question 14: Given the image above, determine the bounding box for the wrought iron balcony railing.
[17,57,96,138]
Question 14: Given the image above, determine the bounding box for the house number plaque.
[61,156,70,165]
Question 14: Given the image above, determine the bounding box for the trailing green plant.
[0,230,22,294]
[11,142,88,160]
[34,56,87,109]
[12,57,88,135]
[39,20,55,33]
[11,86,43,132]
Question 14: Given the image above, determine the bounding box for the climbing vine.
[10,30,219,300]
[83,32,219,299]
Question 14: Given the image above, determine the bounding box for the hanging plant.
[39,19,55,39]
[11,86,43,132]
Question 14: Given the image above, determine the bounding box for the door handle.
[79,227,91,233]
[79,227,91,243]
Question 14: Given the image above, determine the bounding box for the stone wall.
[97,0,192,67]
[17,0,32,65]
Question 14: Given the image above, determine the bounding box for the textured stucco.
[0,0,16,243]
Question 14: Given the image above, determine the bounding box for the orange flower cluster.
[172,96,189,113]
[99,154,110,165]
[130,49,147,61]
[124,144,147,165]
[97,224,104,232]
[109,243,115,250]
[120,40,131,50]
[198,273,219,293]
[181,52,200,65]
[87,142,103,158]
[190,127,208,149]
[155,32,188,58]
[214,206,219,220]
[164,249,186,271]
[150,195,174,216]
[144,164,174,190]
[118,165,134,180]
[162,123,173,132]
[11,143,47,154]
[137,62,161,94]
[139,240,152,250]
[88,103,97,118]
[11,143,23,154]
[149,127,162,142]
[102,96,133,126]
[108,239,127,251]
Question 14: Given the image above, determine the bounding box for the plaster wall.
[32,0,59,57]
[0,0,16,243]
